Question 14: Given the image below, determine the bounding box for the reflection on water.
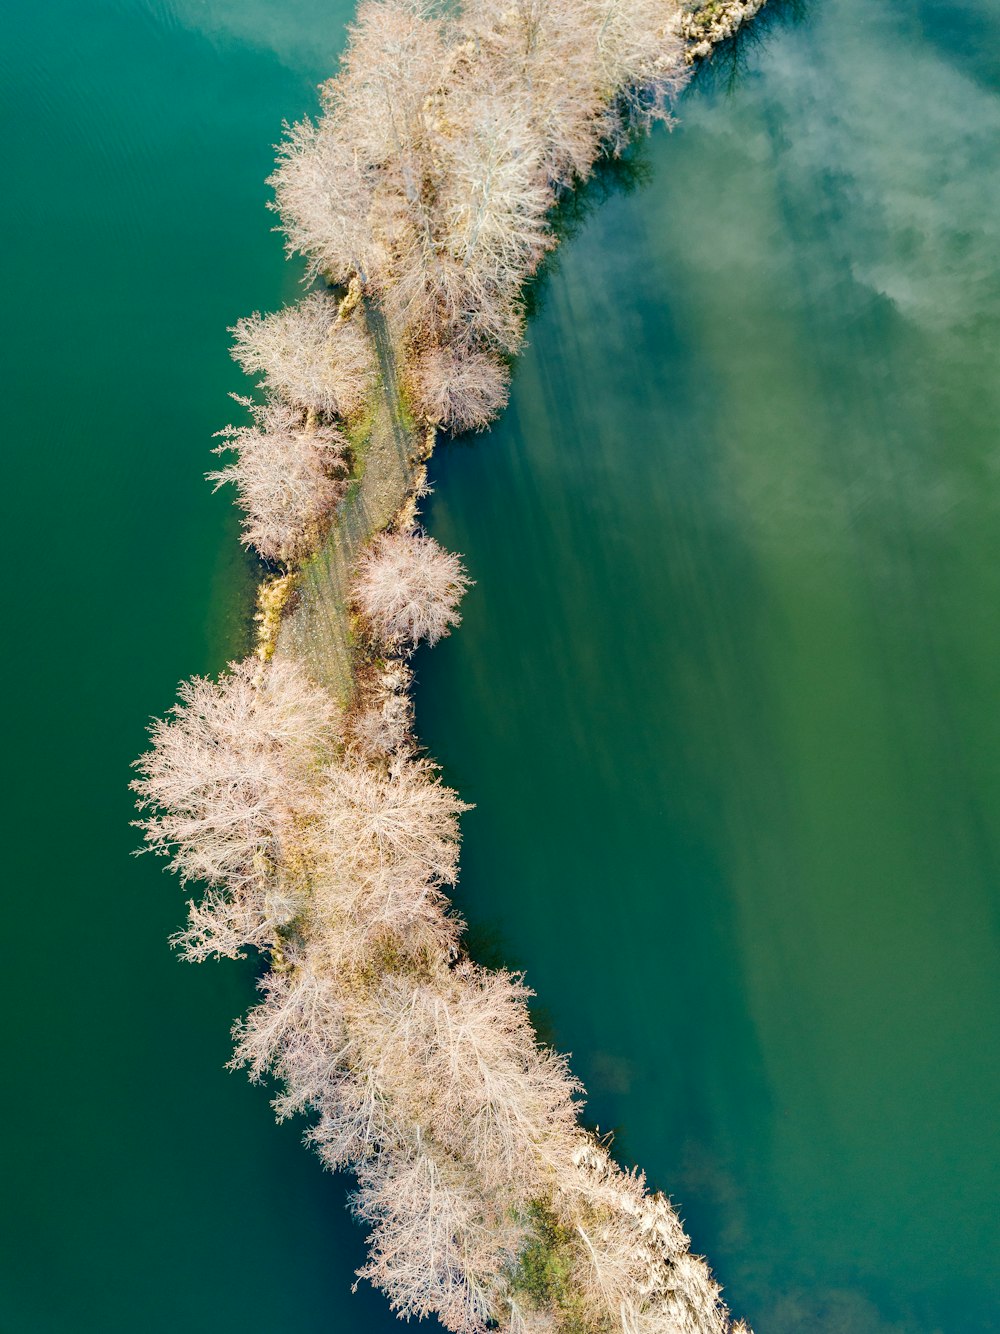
[416,0,1000,1330]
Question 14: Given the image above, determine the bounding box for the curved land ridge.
[133,3,768,1330]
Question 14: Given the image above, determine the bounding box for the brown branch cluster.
[352,531,472,650]
[210,398,349,563]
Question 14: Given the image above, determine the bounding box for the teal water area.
[3,0,998,1331]
[1,2,386,1330]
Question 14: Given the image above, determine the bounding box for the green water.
[3,1,999,1331]
[1,3,382,1330]
[418,5,1000,1330]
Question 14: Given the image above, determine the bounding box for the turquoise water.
[1,3,382,1330]
[3,1,998,1331]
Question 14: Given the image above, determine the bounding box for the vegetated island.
[133,3,768,1331]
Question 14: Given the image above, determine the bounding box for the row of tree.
[138,0,758,1328]
[213,0,691,570]
[271,0,686,353]
[135,555,747,1333]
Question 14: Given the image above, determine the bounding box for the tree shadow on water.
[520,141,655,325]
[518,0,810,327]
[692,0,810,96]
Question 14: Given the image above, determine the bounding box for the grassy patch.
[344,392,380,479]
[509,1203,591,1331]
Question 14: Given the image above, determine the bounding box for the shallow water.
[3,0,998,1331]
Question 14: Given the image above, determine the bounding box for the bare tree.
[306,754,468,965]
[210,398,347,564]
[459,0,611,187]
[556,1149,664,1329]
[363,968,582,1196]
[230,962,347,1089]
[306,1061,409,1169]
[269,115,378,284]
[171,887,284,963]
[551,1141,739,1334]
[353,532,471,648]
[319,754,467,883]
[314,859,462,973]
[230,291,376,419]
[132,658,338,955]
[407,341,511,432]
[335,1,448,193]
[588,0,689,148]
[435,85,551,279]
[384,78,550,354]
[353,1148,522,1332]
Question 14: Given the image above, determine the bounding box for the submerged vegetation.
[135,1,769,1329]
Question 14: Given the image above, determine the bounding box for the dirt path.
[275,301,425,702]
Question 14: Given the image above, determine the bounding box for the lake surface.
[3,1,998,1332]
